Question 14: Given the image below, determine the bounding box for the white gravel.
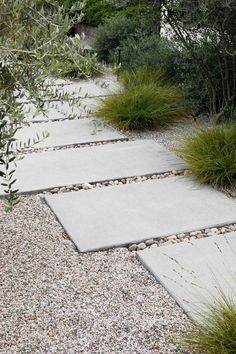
[1,196,190,354]
[127,122,202,149]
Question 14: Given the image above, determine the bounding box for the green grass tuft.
[121,68,166,89]
[96,82,189,131]
[177,125,236,188]
[182,297,236,354]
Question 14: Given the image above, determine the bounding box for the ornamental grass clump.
[121,68,166,89]
[182,297,236,354]
[95,70,189,131]
[177,125,236,188]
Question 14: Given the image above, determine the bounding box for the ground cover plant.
[96,70,189,130]
[182,296,236,354]
[177,125,236,188]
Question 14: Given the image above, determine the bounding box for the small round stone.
[167,235,177,241]
[150,243,158,248]
[229,225,236,231]
[190,236,197,240]
[137,242,147,251]
[82,183,93,190]
[177,233,186,239]
[211,228,219,233]
[220,227,227,233]
[128,244,137,252]
[145,239,155,246]
[51,188,60,193]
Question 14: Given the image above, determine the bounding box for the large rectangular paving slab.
[45,177,236,252]
[138,232,236,319]
[46,75,120,96]
[23,98,98,121]
[21,75,120,104]
[14,119,126,149]
[50,75,121,97]
[0,140,186,195]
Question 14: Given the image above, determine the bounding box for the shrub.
[117,35,208,114]
[177,125,236,188]
[119,36,182,78]
[82,0,117,26]
[93,15,136,62]
[121,68,166,89]
[182,297,236,354]
[96,84,189,131]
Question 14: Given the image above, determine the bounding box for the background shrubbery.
[93,15,136,62]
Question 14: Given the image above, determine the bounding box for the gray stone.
[137,243,146,251]
[45,177,236,252]
[82,183,93,190]
[150,243,158,248]
[14,119,126,149]
[167,235,177,241]
[145,239,155,246]
[138,232,236,320]
[0,140,186,195]
[128,244,137,252]
[51,188,60,193]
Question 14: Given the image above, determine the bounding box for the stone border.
[40,170,184,196]
[18,138,128,155]
[128,224,236,251]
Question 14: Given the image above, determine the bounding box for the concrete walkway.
[3,74,236,320]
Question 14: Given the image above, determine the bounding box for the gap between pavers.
[45,177,236,252]
[138,232,236,320]
[14,119,127,149]
[0,140,186,195]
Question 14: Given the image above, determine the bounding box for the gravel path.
[127,122,204,149]
[1,196,190,354]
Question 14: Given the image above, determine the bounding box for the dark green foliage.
[177,125,236,188]
[93,15,136,62]
[118,35,209,114]
[82,0,117,26]
[163,0,236,120]
[182,297,236,354]
[119,36,181,78]
[96,71,189,131]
